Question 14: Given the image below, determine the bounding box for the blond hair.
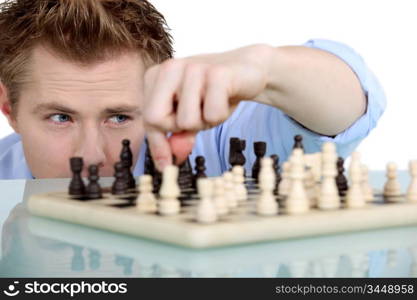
[0,0,173,111]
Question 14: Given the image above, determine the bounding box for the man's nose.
[73,127,106,173]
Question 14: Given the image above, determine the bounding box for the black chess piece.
[178,156,193,190]
[252,141,266,181]
[293,134,304,150]
[271,154,281,194]
[69,157,86,196]
[86,164,102,199]
[193,156,207,188]
[112,162,127,195]
[336,157,348,197]
[144,140,162,193]
[120,139,136,190]
[229,137,246,168]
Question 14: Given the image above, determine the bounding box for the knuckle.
[160,58,184,73]
[176,117,201,131]
[207,65,229,82]
[204,109,228,126]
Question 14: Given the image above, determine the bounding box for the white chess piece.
[406,160,417,203]
[256,157,278,216]
[383,162,402,201]
[158,165,181,215]
[286,149,309,214]
[345,157,365,208]
[212,177,229,216]
[196,178,217,223]
[136,175,157,213]
[232,166,247,202]
[317,142,340,210]
[278,161,291,196]
[361,165,374,202]
[223,172,238,209]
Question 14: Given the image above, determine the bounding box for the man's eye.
[50,114,71,123]
[108,115,130,124]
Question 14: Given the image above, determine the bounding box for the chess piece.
[270,154,281,194]
[112,162,127,195]
[229,137,246,168]
[120,139,136,189]
[143,141,162,193]
[278,161,291,196]
[256,157,278,215]
[178,156,193,190]
[212,177,229,216]
[69,157,86,196]
[361,164,374,202]
[345,156,365,208]
[304,166,316,207]
[196,178,217,223]
[252,141,266,181]
[86,164,102,199]
[383,162,402,201]
[136,175,157,213]
[223,172,238,209]
[193,156,207,188]
[232,165,247,201]
[286,149,309,214]
[317,142,340,210]
[406,160,417,203]
[293,134,304,150]
[158,165,181,215]
[336,157,348,197]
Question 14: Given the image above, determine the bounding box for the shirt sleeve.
[191,39,386,175]
[288,38,387,156]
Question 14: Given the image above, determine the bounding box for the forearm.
[255,45,367,136]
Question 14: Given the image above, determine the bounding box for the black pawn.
[120,139,136,190]
[271,154,281,194]
[193,156,207,188]
[252,141,266,181]
[178,156,193,190]
[293,134,304,150]
[143,141,162,193]
[112,162,127,195]
[69,157,85,196]
[229,137,246,168]
[336,157,348,197]
[86,165,102,199]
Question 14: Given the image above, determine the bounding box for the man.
[0,0,385,179]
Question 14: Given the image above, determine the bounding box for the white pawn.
[361,165,374,202]
[256,157,278,216]
[212,177,229,216]
[158,165,181,215]
[383,162,402,201]
[223,172,238,209]
[136,175,157,213]
[406,160,417,203]
[345,158,365,208]
[318,142,340,210]
[304,166,317,208]
[286,149,310,214]
[232,166,247,202]
[278,161,291,196]
[196,178,217,223]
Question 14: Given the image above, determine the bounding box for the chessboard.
[27,136,417,249]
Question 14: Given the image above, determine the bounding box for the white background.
[0,0,416,170]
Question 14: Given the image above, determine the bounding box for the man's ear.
[0,82,19,133]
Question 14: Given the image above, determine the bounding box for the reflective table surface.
[0,171,416,277]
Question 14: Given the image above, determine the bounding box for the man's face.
[8,45,146,178]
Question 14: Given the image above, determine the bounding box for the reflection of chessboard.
[27,178,417,249]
